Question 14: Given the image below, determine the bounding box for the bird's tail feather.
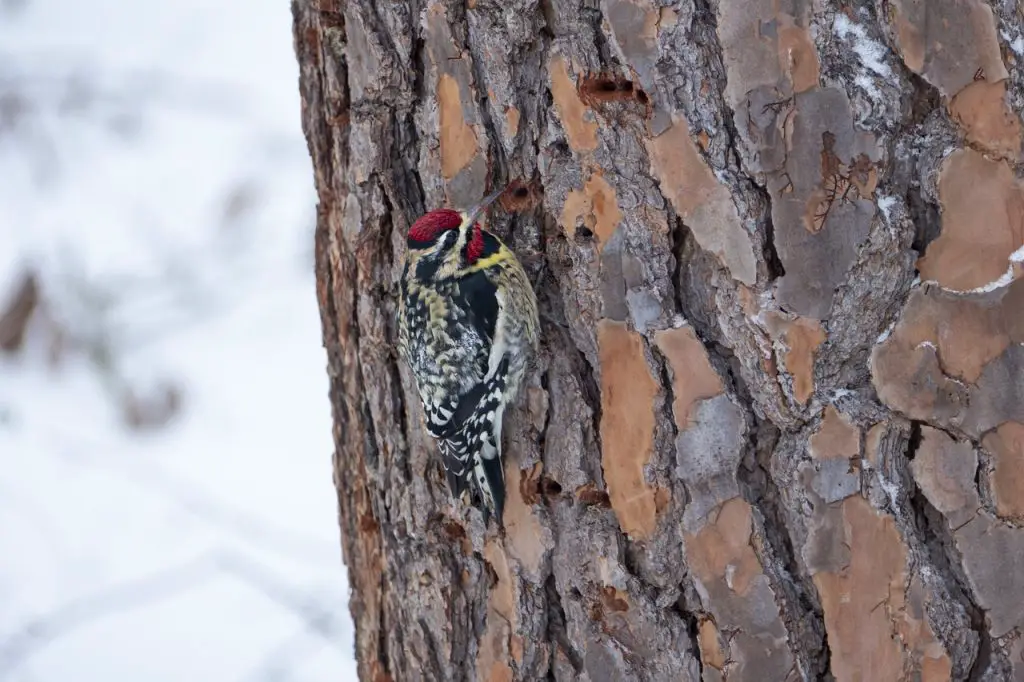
[438,428,505,527]
[436,356,511,526]
[438,435,471,501]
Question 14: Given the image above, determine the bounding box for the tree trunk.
[292,0,1024,678]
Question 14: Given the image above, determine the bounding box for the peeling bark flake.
[596,319,659,540]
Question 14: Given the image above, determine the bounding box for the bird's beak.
[462,185,507,228]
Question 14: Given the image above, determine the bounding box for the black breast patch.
[453,269,498,351]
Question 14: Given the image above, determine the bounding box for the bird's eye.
[439,230,457,250]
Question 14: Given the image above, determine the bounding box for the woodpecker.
[396,187,539,527]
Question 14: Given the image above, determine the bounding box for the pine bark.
[293,0,1024,679]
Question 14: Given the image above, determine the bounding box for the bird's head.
[405,187,504,277]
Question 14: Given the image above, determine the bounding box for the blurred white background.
[0,0,358,680]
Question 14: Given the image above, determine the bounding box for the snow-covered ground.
[0,1,357,680]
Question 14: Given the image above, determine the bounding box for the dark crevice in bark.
[652,217,689,538]
[546,574,584,673]
[671,221,722,345]
[647,350,699,659]
[905,420,923,460]
[574,341,604,488]
[718,337,831,679]
[374,188,418,494]
[538,265,603,447]
[363,0,404,85]
[760,204,786,280]
[583,4,614,70]
[892,65,943,264]
[380,4,426,224]
[966,618,993,682]
[410,0,428,102]
[372,10,424,499]
[724,149,783,289]
[689,0,784,287]
[418,617,446,678]
[359,184,392,480]
[388,372,414,490]
[906,178,941,262]
[742,418,833,681]
[461,8,514,199]
[535,368,553,465]
[536,0,556,41]
[910,486,989,681]
[671,596,705,679]
[360,370,385,483]
[665,210,687,320]
[387,110,427,221]
[362,392,392,680]
[905,71,942,128]
[906,201,940,271]
[653,352,680,467]
[576,348,602,443]
[902,424,988,679]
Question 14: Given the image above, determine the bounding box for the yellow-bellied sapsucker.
[396,188,539,527]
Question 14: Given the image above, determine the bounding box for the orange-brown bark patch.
[864,422,886,467]
[477,540,515,682]
[484,540,515,620]
[871,328,969,423]
[684,497,762,597]
[575,483,611,507]
[777,15,820,93]
[653,326,724,431]
[503,462,547,573]
[983,421,1024,520]
[654,486,671,514]
[892,9,924,73]
[481,656,512,682]
[808,405,860,461]
[917,149,1024,292]
[911,426,980,519]
[510,635,524,664]
[890,0,1009,98]
[549,55,598,152]
[871,283,1017,412]
[504,105,520,138]
[684,495,795,677]
[764,313,827,405]
[814,496,950,681]
[597,320,659,539]
[599,585,630,613]
[934,299,1012,384]
[438,73,479,179]
[949,79,1022,161]
[697,617,726,670]
[893,575,955,682]
[646,116,757,285]
[786,318,826,404]
[559,171,623,251]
